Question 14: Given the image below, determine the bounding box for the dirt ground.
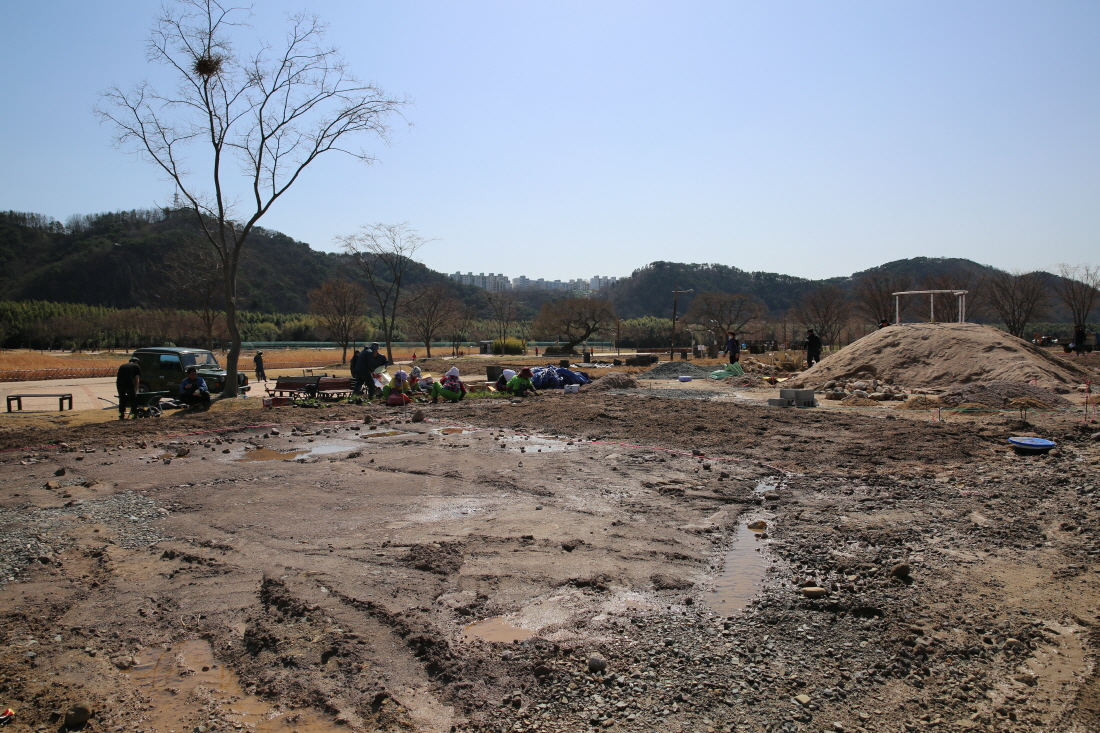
[2,376,1100,733]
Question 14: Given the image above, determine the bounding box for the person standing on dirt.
[805,328,823,367]
[252,351,267,382]
[724,331,741,364]
[1074,325,1087,356]
[115,357,141,420]
[367,343,389,399]
[351,347,371,397]
[179,367,211,409]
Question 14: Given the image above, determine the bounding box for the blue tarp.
[531,364,592,389]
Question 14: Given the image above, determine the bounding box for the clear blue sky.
[2,1,1097,281]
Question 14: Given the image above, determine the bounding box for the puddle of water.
[464,617,534,643]
[236,447,308,462]
[128,639,339,732]
[754,480,778,494]
[437,427,473,435]
[709,521,770,613]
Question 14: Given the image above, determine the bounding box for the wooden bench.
[266,376,321,398]
[6,393,73,412]
[317,377,353,399]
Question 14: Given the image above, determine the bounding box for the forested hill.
[2,208,1014,319]
[0,209,477,313]
[606,261,830,319]
[603,258,1005,319]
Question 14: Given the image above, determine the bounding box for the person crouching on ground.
[495,369,516,393]
[431,367,467,403]
[408,366,425,391]
[179,367,211,409]
[382,370,413,405]
[507,367,539,397]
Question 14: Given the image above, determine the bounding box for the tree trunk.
[221,264,240,399]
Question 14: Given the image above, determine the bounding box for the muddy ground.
[2,390,1100,733]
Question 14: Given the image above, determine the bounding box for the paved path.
[1,377,276,414]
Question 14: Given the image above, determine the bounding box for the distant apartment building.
[452,272,620,293]
[449,272,512,292]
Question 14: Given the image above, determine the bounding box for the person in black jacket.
[252,351,266,382]
[724,332,741,364]
[1074,325,1087,357]
[805,329,823,367]
[115,357,141,420]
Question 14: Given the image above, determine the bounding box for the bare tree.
[920,269,986,322]
[485,291,519,342]
[339,223,431,363]
[532,297,616,353]
[1054,264,1100,328]
[401,283,460,358]
[308,279,369,363]
[981,270,1051,338]
[99,0,406,396]
[446,305,479,358]
[684,292,763,342]
[794,284,851,346]
[851,272,913,325]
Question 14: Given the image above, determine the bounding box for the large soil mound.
[789,322,1090,389]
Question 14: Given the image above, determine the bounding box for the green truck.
[131,347,251,395]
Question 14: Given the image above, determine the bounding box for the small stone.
[175,447,190,458]
[746,520,767,531]
[54,467,67,476]
[411,409,425,423]
[890,563,911,578]
[46,480,61,490]
[794,694,811,706]
[833,723,846,732]
[801,587,828,599]
[588,654,608,673]
[64,701,94,726]
[1003,638,1025,651]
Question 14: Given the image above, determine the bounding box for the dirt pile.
[940,380,1072,409]
[789,323,1090,389]
[895,395,941,410]
[588,372,640,390]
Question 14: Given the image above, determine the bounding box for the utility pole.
[670,283,693,360]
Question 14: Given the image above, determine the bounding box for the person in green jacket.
[507,367,539,397]
[430,367,467,403]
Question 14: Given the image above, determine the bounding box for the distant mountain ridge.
[0,208,1030,320]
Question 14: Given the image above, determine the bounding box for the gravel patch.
[0,491,167,588]
[940,380,1072,408]
[636,361,715,380]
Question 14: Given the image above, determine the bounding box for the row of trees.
[792,264,1100,344]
